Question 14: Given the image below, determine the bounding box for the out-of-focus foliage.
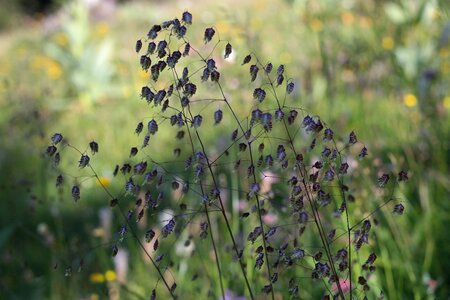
[0,0,449,299]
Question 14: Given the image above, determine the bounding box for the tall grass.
[44,12,409,299]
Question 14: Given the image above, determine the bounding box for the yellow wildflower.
[215,20,230,34]
[341,11,355,26]
[54,32,69,47]
[92,227,105,238]
[46,60,62,80]
[105,270,117,282]
[90,294,99,300]
[90,272,105,283]
[382,36,394,50]
[443,96,450,109]
[250,17,263,30]
[96,176,111,187]
[441,61,450,75]
[403,93,417,107]
[94,22,109,39]
[439,47,449,58]
[310,19,323,32]
[138,69,148,84]
[358,16,372,28]
[279,52,292,65]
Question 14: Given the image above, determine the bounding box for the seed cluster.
[44,11,408,300]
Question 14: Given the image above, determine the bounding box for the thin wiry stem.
[67,144,177,299]
[214,77,275,299]
[170,66,227,300]
[176,44,256,299]
[255,61,347,299]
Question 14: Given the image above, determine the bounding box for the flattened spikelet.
[210,70,220,82]
[192,115,203,128]
[72,185,80,202]
[89,141,98,154]
[242,54,251,65]
[182,11,192,24]
[231,129,238,141]
[183,43,190,56]
[147,25,161,39]
[265,62,273,74]
[349,131,357,144]
[286,81,295,94]
[147,42,156,54]
[249,64,259,82]
[214,109,223,124]
[253,88,266,102]
[135,39,142,53]
[51,133,63,145]
[135,122,143,135]
[204,28,215,43]
[78,154,90,168]
[129,147,138,157]
[148,119,158,135]
[46,145,57,157]
[224,42,232,59]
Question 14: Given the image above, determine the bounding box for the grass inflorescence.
[45,11,408,300]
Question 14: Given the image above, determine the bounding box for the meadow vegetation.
[0,0,449,299]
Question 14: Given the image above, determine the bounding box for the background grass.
[0,0,449,299]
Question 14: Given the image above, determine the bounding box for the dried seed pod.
[142,134,150,148]
[147,42,156,54]
[359,146,368,159]
[51,133,63,145]
[46,145,57,157]
[231,129,238,141]
[242,54,251,65]
[275,109,284,121]
[378,174,390,187]
[147,25,161,39]
[161,219,176,238]
[323,128,334,141]
[89,141,98,154]
[214,109,223,124]
[249,64,259,82]
[150,64,160,82]
[349,131,357,144]
[286,81,295,94]
[72,185,80,202]
[206,59,216,71]
[111,245,118,257]
[129,147,138,157]
[135,39,142,53]
[398,170,408,182]
[253,88,266,102]
[204,27,215,43]
[184,83,197,97]
[148,119,158,135]
[134,161,147,174]
[183,43,190,56]
[55,174,64,187]
[210,70,220,82]
[276,74,284,86]
[182,11,192,24]
[78,154,90,168]
[192,115,203,128]
[261,113,273,132]
[288,109,298,124]
[224,42,232,59]
[265,62,273,74]
[140,55,151,70]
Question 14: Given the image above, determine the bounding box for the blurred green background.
[0,0,449,299]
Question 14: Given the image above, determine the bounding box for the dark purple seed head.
[204,27,215,43]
